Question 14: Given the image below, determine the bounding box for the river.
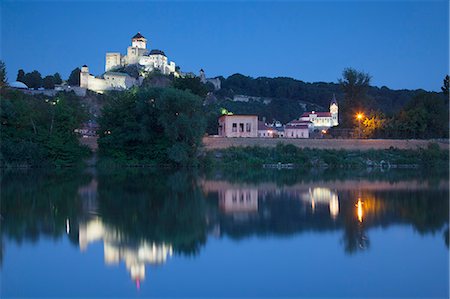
[1,168,448,298]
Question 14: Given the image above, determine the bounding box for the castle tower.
[329,94,339,126]
[199,68,206,83]
[131,32,147,49]
[80,65,90,88]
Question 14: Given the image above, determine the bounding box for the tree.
[0,60,6,88]
[392,92,449,138]
[43,75,55,89]
[23,70,43,89]
[361,111,386,138]
[53,72,62,85]
[338,68,372,127]
[441,75,449,96]
[67,67,81,86]
[1,89,89,166]
[16,69,25,83]
[98,87,206,166]
[173,77,208,98]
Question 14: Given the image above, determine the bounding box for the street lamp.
[356,113,364,138]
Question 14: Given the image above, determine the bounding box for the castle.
[80,32,178,93]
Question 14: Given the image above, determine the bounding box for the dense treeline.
[15,69,63,89]
[216,73,424,114]
[0,89,90,167]
[97,87,206,166]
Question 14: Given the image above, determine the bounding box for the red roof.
[301,111,331,117]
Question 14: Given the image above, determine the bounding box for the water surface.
[1,168,448,298]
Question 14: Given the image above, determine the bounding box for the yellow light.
[356,198,363,222]
[321,130,327,134]
[356,113,364,120]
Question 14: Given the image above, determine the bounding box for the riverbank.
[203,137,449,150]
[202,142,449,170]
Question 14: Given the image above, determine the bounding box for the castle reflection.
[1,169,448,290]
[77,216,173,287]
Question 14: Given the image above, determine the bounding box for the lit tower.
[80,65,90,88]
[127,32,148,65]
[330,94,339,126]
[131,32,147,49]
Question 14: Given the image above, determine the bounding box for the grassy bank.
[202,142,449,170]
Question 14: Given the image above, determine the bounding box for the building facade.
[80,32,177,93]
[105,32,177,75]
[284,123,309,138]
[218,115,258,137]
[299,96,339,130]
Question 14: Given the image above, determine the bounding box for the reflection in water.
[356,198,363,223]
[219,188,258,214]
[77,216,173,286]
[300,188,339,218]
[1,168,448,295]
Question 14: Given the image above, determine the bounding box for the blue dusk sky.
[1,1,448,91]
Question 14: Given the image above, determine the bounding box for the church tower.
[329,94,339,126]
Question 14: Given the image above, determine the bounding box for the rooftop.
[132,32,145,39]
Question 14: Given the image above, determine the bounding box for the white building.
[284,121,309,138]
[80,65,140,93]
[80,32,177,93]
[218,115,258,138]
[106,32,177,75]
[299,96,339,130]
[258,121,275,138]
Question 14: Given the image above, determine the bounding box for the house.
[284,121,309,138]
[258,121,275,138]
[218,115,258,137]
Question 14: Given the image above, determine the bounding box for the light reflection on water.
[1,168,448,297]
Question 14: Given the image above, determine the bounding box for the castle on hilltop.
[80,32,179,93]
[105,32,177,75]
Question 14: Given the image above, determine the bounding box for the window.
[232,123,237,132]
[291,132,294,137]
[239,123,244,132]
[246,123,251,132]
[232,194,237,202]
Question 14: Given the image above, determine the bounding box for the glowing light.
[356,198,363,222]
[356,113,364,120]
[220,108,233,115]
[321,129,327,134]
[66,219,70,234]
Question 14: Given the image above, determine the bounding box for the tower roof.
[148,49,166,56]
[330,94,338,105]
[132,32,145,39]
